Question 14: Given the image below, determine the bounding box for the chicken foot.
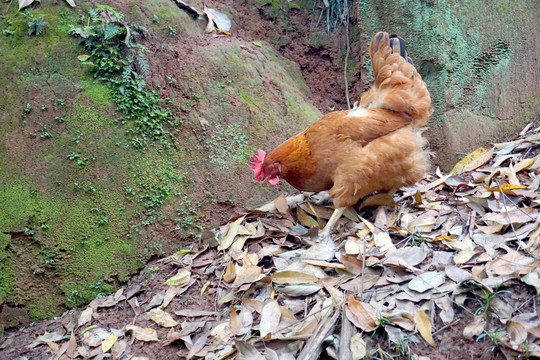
[318,207,346,242]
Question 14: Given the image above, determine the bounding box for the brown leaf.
[232,265,262,287]
[223,262,236,283]
[508,321,528,350]
[230,307,243,336]
[340,254,364,275]
[345,294,378,332]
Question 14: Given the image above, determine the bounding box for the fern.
[104,22,122,40]
[136,56,149,77]
[88,8,100,24]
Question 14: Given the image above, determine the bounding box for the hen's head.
[250,150,281,186]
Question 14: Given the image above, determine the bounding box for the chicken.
[250,32,432,238]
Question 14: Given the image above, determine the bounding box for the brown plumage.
[251,32,432,219]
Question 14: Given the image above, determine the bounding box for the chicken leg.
[318,207,346,242]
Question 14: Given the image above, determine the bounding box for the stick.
[296,302,341,360]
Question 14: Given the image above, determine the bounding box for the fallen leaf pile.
[2,121,540,359]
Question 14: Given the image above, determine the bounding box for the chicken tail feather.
[360,32,432,127]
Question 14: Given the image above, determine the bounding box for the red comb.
[249,150,266,180]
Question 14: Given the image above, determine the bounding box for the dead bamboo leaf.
[165,269,191,286]
[414,310,435,346]
[218,216,245,251]
[451,147,494,174]
[271,270,318,284]
[101,334,118,353]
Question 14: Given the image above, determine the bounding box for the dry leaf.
[414,310,435,346]
[78,308,93,327]
[165,269,191,286]
[508,321,528,350]
[463,315,485,339]
[451,147,494,174]
[271,270,318,284]
[408,271,445,293]
[233,265,263,287]
[223,262,236,283]
[345,294,378,332]
[148,308,179,328]
[350,333,367,360]
[101,334,118,353]
[218,216,245,251]
[230,307,243,336]
[125,325,159,342]
[259,301,281,338]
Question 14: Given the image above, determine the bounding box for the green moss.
[27,295,60,321]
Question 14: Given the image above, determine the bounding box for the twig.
[339,303,354,360]
[5,0,14,15]
[296,301,341,360]
[432,320,459,336]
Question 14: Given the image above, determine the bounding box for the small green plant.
[24,103,32,113]
[168,26,177,36]
[40,125,52,139]
[41,104,47,111]
[21,10,48,36]
[152,14,159,24]
[475,285,509,319]
[3,29,14,36]
[477,328,505,353]
[55,116,65,123]
[68,6,174,150]
[57,98,66,106]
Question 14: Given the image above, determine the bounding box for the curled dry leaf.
[218,216,245,251]
[463,315,485,339]
[345,294,378,332]
[507,321,528,350]
[232,265,263,287]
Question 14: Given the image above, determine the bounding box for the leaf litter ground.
[3,119,540,359]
